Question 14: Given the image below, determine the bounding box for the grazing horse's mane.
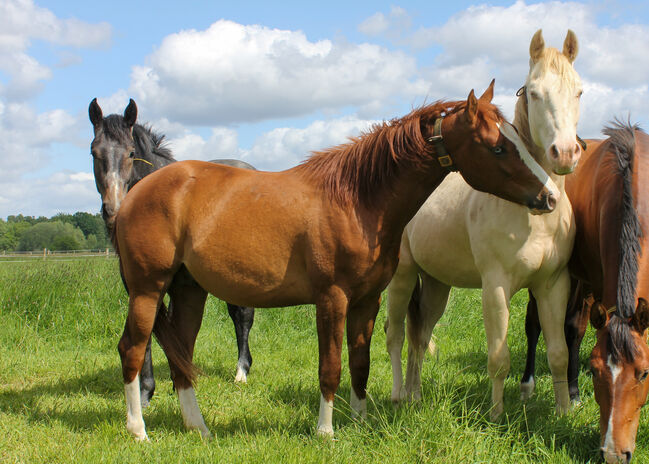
[296,100,502,209]
[605,119,645,362]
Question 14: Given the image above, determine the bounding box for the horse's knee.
[487,349,511,380]
[547,344,568,374]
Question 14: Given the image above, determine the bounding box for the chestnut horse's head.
[89,98,139,232]
[590,300,649,463]
[522,29,582,175]
[437,81,559,214]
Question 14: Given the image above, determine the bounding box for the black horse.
[89,98,255,407]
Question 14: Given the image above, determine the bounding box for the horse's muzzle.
[528,191,556,215]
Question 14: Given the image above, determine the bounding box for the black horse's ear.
[590,301,609,330]
[633,298,649,333]
[124,99,137,127]
[89,98,103,128]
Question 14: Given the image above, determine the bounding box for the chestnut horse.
[114,85,557,440]
[88,99,256,407]
[523,121,649,463]
[385,30,581,420]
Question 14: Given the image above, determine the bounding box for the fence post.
[43,248,47,261]
[105,247,109,259]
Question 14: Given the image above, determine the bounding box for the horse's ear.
[562,29,578,63]
[632,298,649,333]
[465,89,478,124]
[529,29,545,63]
[479,79,495,103]
[590,301,609,330]
[89,98,103,129]
[124,99,137,128]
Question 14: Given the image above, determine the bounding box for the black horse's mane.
[605,119,644,362]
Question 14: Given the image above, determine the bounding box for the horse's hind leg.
[521,290,541,401]
[404,273,450,402]
[564,280,589,404]
[118,291,161,441]
[227,303,255,383]
[165,278,210,438]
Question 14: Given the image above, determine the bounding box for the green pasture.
[0,259,645,463]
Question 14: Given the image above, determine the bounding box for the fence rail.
[0,248,116,261]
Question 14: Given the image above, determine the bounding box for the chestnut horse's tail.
[406,277,437,357]
[152,302,198,384]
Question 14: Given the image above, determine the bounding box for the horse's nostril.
[550,144,560,158]
[546,194,557,211]
[624,450,632,462]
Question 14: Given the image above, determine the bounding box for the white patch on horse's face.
[527,63,582,174]
[498,121,560,200]
[602,355,622,457]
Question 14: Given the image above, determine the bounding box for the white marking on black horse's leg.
[350,388,367,420]
[520,376,535,401]
[178,387,212,439]
[234,363,247,383]
[316,395,334,437]
[125,375,148,441]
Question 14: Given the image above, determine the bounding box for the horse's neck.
[513,96,566,192]
[130,126,176,189]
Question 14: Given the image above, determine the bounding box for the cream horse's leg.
[530,270,571,415]
[403,273,450,402]
[385,237,419,403]
[481,275,512,420]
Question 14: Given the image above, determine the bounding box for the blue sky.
[2,0,649,217]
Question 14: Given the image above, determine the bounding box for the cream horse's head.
[524,29,582,175]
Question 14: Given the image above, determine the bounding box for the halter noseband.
[516,85,587,151]
[427,117,458,172]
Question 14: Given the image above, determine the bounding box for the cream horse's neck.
[513,94,566,190]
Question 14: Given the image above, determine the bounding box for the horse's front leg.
[521,290,541,401]
[530,269,571,415]
[481,276,512,420]
[315,286,348,437]
[226,303,255,383]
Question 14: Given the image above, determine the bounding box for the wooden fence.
[0,248,116,262]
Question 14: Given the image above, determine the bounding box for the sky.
[1,0,649,218]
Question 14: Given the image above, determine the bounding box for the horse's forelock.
[607,316,639,363]
[528,47,580,89]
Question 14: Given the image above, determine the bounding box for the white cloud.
[129,19,427,125]
[0,0,112,101]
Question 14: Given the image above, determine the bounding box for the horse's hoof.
[519,378,535,401]
[489,404,504,421]
[234,366,248,383]
[316,425,334,438]
[570,396,582,408]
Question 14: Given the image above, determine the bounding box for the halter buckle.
[437,155,453,167]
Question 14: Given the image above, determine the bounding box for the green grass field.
[0,259,646,463]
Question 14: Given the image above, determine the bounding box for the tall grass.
[0,259,645,463]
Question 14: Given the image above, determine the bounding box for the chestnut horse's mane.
[295,100,503,209]
[604,119,645,362]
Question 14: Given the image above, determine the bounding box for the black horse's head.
[88,98,138,232]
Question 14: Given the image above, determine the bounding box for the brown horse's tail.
[406,277,437,357]
[152,302,198,385]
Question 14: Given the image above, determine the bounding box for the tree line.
[0,212,110,252]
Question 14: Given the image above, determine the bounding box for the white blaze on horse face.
[602,355,622,458]
[125,375,148,441]
[498,121,560,201]
[526,63,582,174]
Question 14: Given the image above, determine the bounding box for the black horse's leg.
[521,290,541,400]
[139,337,156,408]
[564,280,589,404]
[227,303,254,383]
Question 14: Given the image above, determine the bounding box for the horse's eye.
[129,151,135,158]
[639,370,649,382]
[492,146,504,155]
[529,91,541,100]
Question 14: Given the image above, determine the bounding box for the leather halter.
[516,85,587,151]
[427,117,458,172]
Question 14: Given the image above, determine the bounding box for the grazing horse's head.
[437,81,558,214]
[523,29,582,175]
[88,98,138,231]
[590,300,649,463]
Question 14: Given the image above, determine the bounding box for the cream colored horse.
[385,30,582,419]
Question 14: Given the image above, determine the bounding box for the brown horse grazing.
[522,121,649,463]
[114,84,558,440]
